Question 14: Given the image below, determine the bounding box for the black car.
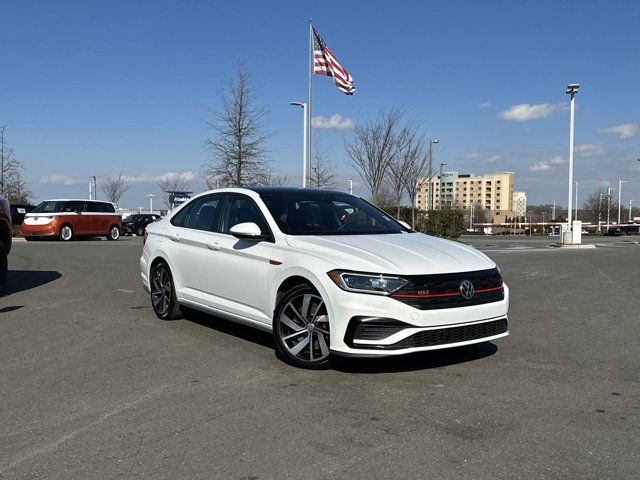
[122,214,160,236]
[10,204,35,224]
[604,224,640,236]
[1,194,11,291]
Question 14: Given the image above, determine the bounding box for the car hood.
[285,232,495,275]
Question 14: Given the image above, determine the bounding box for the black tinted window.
[261,193,404,235]
[170,203,192,227]
[185,195,222,231]
[67,201,86,212]
[221,195,269,234]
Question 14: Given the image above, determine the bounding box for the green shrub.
[416,209,465,239]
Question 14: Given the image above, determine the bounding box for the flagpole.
[307,19,313,188]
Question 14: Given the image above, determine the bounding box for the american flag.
[313,27,355,95]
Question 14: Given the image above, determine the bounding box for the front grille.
[391,268,504,310]
[385,318,508,350]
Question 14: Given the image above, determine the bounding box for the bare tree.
[310,142,336,189]
[581,189,617,229]
[158,176,191,209]
[204,63,271,187]
[260,172,289,187]
[0,126,31,203]
[400,135,428,228]
[99,173,131,205]
[345,107,405,205]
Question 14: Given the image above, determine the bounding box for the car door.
[167,194,223,303]
[66,200,91,235]
[205,193,274,324]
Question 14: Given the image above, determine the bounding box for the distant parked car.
[10,204,35,225]
[21,199,122,241]
[122,213,160,236]
[0,194,11,290]
[604,224,639,236]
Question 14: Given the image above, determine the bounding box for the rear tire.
[150,262,182,320]
[59,224,74,241]
[135,226,144,237]
[273,284,337,369]
[107,225,120,241]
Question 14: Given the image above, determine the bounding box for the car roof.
[245,186,353,197]
[41,199,115,204]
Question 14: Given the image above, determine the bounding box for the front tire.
[150,262,182,320]
[59,225,74,241]
[107,225,120,241]
[273,284,337,369]
[135,226,144,237]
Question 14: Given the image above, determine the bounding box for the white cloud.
[39,175,85,185]
[488,155,502,164]
[599,123,639,139]
[478,102,492,109]
[574,144,605,157]
[529,162,551,172]
[311,114,354,130]
[498,103,565,121]
[464,153,481,160]
[124,171,196,184]
[529,156,564,172]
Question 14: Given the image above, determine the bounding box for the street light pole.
[92,176,97,200]
[427,139,439,211]
[618,179,627,225]
[574,181,579,220]
[147,193,154,214]
[439,162,447,209]
[290,102,308,188]
[565,83,580,243]
[606,187,613,229]
[629,200,635,222]
[348,179,353,195]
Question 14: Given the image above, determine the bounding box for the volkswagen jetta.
[140,187,509,368]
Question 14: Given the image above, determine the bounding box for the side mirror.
[229,222,266,240]
[398,220,411,230]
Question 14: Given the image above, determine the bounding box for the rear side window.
[170,203,193,227]
[66,201,86,212]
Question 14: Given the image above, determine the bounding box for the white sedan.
[140,187,509,368]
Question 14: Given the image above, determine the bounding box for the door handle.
[207,242,220,251]
[169,234,180,242]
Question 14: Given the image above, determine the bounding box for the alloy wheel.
[151,265,172,316]
[278,293,330,363]
[110,226,120,240]
[60,226,73,241]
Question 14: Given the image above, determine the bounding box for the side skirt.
[179,299,273,333]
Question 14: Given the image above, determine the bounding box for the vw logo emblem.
[459,280,474,300]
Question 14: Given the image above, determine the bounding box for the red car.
[0,194,11,290]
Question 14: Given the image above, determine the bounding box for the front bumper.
[20,223,57,238]
[324,282,510,357]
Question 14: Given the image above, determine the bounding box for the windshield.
[261,192,406,236]
[32,201,77,213]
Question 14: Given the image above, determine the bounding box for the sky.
[2,0,639,210]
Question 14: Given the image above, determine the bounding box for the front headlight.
[328,270,408,295]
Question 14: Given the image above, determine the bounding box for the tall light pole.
[92,176,97,200]
[427,139,439,210]
[348,179,353,195]
[552,200,556,220]
[574,181,579,220]
[629,200,635,222]
[598,192,605,233]
[439,162,447,209]
[606,187,613,229]
[290,102,308,188]
[618,179,628,225]
[565,83,580,243]
[147,193,154,214]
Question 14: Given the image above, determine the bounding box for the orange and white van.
[21,199,122,241]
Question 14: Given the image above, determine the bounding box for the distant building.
[416,171,516,223]
[512,191,527,219]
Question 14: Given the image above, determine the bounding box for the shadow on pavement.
[2,270,62,296]
[336,342,499,374]
[182,307,275,350]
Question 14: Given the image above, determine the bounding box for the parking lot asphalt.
[1,236,639,479]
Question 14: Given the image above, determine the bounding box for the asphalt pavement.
[1,236,639,479]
